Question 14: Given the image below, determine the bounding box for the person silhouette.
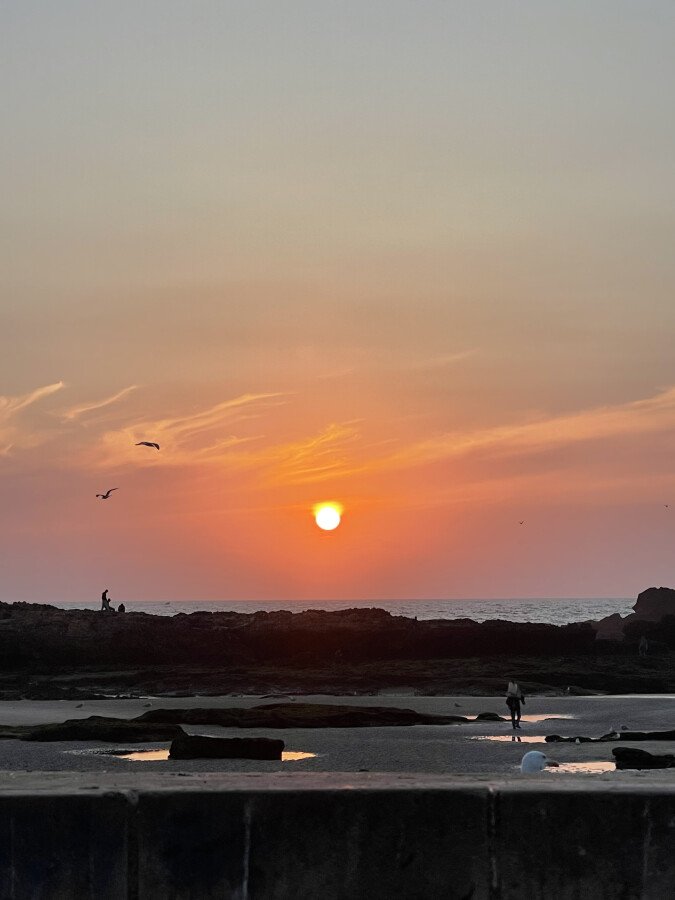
[101,589,112,613]
[117,603,126,613]
[506,680,525,729]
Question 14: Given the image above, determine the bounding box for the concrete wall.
[0,772,673,899]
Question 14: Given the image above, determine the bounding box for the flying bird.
[96,488,118,500]
[135,441,160,450]
[518,521,525,525]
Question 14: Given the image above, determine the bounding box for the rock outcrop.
[137,703,465,728]
[21,717,185,743]
[593,586,675,643]
[0,601,597,671]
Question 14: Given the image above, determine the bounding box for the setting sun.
[313,503,342,531]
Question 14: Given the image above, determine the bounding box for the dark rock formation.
[632,587,675,621]
[169,734,284,760]
[474,712,505,721]
[138,703,463,728]
[613,747,675,769]
[594,586,675,645]
[1,591,674,696]
[20,717,184,743]
[546,728,675,743]
[0,601,597,672]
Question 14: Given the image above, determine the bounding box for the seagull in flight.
[518,521,525,525]
[135,441,160,450]
[96,488,118,500]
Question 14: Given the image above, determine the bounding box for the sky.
[2,1,675,602]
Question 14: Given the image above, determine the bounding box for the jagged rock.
[138,703,462,728]
[613,747,675,769]
[169,735,284,760]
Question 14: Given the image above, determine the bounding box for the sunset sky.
[2,2,675,602]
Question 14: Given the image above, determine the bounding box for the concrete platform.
[0,772,673,898]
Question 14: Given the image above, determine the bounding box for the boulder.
[169,734,284,760]
[632,587,675,621]
[613,747,675,769]
[474,712,506,721]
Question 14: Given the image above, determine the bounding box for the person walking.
[101,589,112,613]
[506,681,525,729]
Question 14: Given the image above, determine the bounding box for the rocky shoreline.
[1,587,674,698]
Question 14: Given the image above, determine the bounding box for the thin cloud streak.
[0,382,65,420]
[93,392,288,468]
[61,385,138,421]
[0,382,65,457]
[380,387,675,472]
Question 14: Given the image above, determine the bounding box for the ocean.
[56,597,634,626]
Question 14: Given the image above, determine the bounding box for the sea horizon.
[47,596,634,626]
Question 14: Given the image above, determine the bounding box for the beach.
[1,694,674,777]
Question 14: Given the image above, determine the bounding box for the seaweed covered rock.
[21,716,184,742]
[138,703,462,729]
[613,747,675,769]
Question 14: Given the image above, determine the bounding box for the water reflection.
[473,735,546,744]
[114,749,317,762]
[118,749,169,761]
[552,761,615,774]
[519,714,575,723]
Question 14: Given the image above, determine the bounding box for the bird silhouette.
[518,521,525,525]
[665,504,670,509]
[135,441,160,450]
[96,488,118,500]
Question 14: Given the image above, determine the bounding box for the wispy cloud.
[379,387,675,472]
[93,392,288,468]
[61,385,137,421]
[0,382,64,419]
[406,349,478,371]
[0,382,65,456]
[251,422,361,486]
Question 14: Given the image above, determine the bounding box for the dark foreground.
[1,771,674,899]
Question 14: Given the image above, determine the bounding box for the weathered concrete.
[0,772,674,898]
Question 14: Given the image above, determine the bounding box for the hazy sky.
[2,1,675,602]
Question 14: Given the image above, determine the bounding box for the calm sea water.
[57,597,634,626]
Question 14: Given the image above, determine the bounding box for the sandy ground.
[0,694,674,777]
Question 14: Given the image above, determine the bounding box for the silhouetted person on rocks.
[117,603,126,613]
[101,589,112,613]
[506,681,525,729]
[639,635,648,657]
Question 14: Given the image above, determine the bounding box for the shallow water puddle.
[551,761,615,774]
[518,714,575,723]
[117,749,170,761]
[113,749,317,762]
[473,735,548,743]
